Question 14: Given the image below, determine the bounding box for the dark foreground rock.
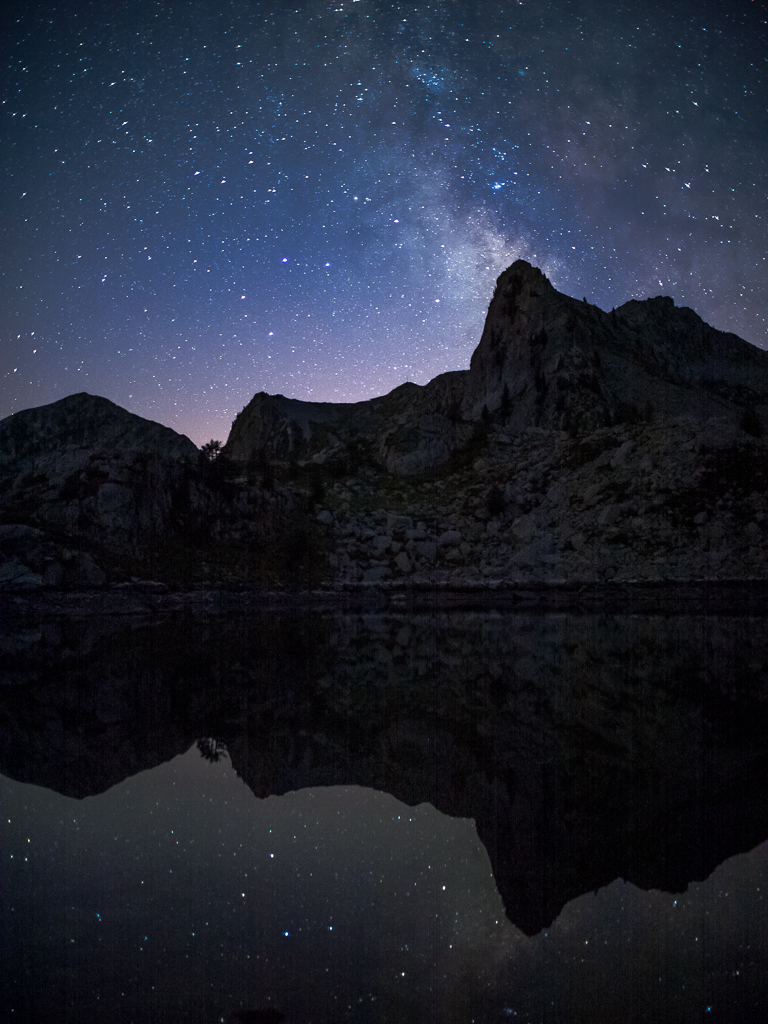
[0,393,306,590]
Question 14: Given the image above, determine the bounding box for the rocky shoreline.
[3,578,768,622]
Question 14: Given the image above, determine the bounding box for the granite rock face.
[217,262,767,587]
[463,261,768,430]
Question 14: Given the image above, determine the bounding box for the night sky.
[2,0,766,446]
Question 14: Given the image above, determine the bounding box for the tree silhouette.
[201,439,223,462]
[197,737,228,762]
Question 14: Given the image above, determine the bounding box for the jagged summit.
[464,260,768,430]
[225,262,768,472]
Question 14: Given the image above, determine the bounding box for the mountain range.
[1,261,766,593]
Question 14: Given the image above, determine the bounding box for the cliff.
[464,261,768,429]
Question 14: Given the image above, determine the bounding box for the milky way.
[2,0,766,444]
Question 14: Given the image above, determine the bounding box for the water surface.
[2,606,766,1022]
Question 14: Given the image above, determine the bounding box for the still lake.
[1,602,766,1023]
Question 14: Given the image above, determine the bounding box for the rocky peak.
[0,392,205,559]
[0,392,198,465]
[222,262,768,473]
[464,263,768,432]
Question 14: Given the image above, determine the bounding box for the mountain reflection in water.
[1,605,767,1023]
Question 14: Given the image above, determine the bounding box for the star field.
[3,745,766,1022]
[2,0,766,445]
